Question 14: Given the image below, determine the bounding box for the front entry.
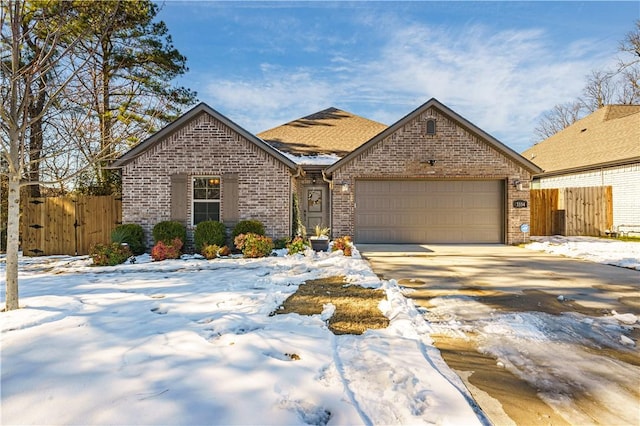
[303,185,329,233]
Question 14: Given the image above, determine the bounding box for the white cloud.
[202,20,617,152]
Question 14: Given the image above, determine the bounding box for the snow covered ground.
[1,249,484,426]
[526,235,640,270]
[2,237,638,425]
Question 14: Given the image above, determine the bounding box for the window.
[193,176,220,225]
[426,119,436,135]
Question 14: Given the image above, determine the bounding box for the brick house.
[523,105,640,229]
[325,99,540,244]
[112,98,540,247]
[110,103,298,248]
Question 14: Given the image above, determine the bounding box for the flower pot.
[310,238,329,252]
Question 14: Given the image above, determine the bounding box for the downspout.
[321,169,333,189]
[322,170,334,237]
[293,166,304,179]
[291,166,304,237]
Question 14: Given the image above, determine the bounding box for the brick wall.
[121,112,292,249]
[330,107,533,245]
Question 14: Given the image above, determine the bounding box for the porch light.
[512,180,525,191]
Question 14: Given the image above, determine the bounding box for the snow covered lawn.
[526,235,640,270]
[1,249,483,425]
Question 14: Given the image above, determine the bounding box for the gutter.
[533,156,640,179]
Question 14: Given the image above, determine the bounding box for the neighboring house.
[523,105,640,228]
[112,98,540,247]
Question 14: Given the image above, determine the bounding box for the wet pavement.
[359,244,640,426]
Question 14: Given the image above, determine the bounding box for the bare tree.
[533,101,584,140]
[532,21,640,144]
[617,20,640,104]
[582,70,617,111]
[0,1,111,310]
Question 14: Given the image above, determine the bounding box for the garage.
[355,180,504,243]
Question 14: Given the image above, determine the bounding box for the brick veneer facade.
[121,112,293,248]
[329,106,533,245]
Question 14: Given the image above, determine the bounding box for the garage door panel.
[355,180,504,244]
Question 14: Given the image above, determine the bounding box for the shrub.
[286,236,309,255]
[234,233,274,258]
[90,243,132,266]
[111,224,146,255]
[153,221,186,245]
[194,220,227,252]
[218,245,231,257]
[273,237,289,250]
[201,244,220,260]
[232,220,265,239]
[151,237,183,261]
[332,236,353,256]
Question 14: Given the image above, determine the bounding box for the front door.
[303,185,329,233]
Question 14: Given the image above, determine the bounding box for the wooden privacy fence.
[21,195,122,256]
[530,186,613,236]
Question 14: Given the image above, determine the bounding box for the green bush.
[111,224,146,255]
[234,233,274,258]
[89,243,132,266]
[194,220,227,252]
[151,237,183,261]
[286,236,309,255]
[273,237,289,250]
[153,221,186,245]
[232,220,265,239]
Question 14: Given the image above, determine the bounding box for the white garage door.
[355,180,504,243]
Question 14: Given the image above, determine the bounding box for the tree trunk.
[28,78,47,198]
[28,118,43,197]
[99,40,113,189]
[5,176,21,311]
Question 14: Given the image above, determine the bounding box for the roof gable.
[257,107,387,160]
[111,102,297,170]
[523,105,640,174]
[326,98,541,174]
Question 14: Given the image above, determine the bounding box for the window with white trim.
[193,176,220,225]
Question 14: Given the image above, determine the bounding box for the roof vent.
[580,128,587,133]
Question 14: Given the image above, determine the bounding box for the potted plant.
[309,225,330,252]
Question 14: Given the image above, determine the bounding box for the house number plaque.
[513,200,528,208]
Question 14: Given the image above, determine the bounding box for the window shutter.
[170,173,188,224]
[222,173,239,225]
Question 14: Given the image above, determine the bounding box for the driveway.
[359,244,640,426]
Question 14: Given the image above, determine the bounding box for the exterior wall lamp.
[340,182,349,193]
[420,159,437,166]
[513,180,525,191]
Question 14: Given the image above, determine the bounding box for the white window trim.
[192,175,221,226]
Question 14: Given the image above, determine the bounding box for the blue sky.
[156,1,638,153]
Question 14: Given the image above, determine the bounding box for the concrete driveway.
[359,244,640,426]
[359,244,640,314]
